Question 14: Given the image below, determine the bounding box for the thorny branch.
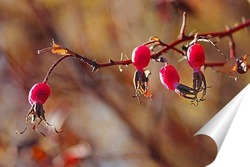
[39,13,250,83]
[152,13,250,60]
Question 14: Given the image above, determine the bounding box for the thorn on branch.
[89,60,100,71]
[92,66,99,72]
[109,59,115,64]
[225,25,236,59]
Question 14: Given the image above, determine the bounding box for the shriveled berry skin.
[28,83,51,105]
[159,65,180,90]
[132,45,151,70]
[187,44,205,71]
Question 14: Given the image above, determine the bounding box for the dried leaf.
[51,47,71,55]
[217,57,237,80]
[51,40,71,56]
[133,70,152,103]
[38,39,72,56]
[149,36,160,42]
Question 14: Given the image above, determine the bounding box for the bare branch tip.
[38,47,52,54]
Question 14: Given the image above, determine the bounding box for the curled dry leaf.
[217,55,248,80]
[38,39,72,56]
[217,57,238,80]
[51,41,72,56]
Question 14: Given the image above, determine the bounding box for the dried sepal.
[132,70,152,103]
[16,103,62,136]
[217,55,248,80]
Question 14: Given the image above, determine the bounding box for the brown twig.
[152,19,250,59]
[43,55,72,83]
[41,16,250,82]
[178,12,187,39]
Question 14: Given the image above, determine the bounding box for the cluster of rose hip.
[15,36,208,136]
[131,37,207,105]
[14,11,250,136]
[17,28,250,136]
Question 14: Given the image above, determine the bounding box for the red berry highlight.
[28,83,51,105]
[159,64,180,90]
[187,43,205,71]
[132,45,151,70]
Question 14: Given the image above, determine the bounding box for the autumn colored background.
[0,0,250,167]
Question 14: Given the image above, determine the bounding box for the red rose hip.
[187,43,205,71]
[132,45,151,70]
[159,64,180,90]
[16,82,61,136]
[28,83,51,105]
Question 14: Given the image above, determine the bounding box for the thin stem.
[205,38,228,60]
[89,19,249,69]
[42,18,250,73]
[152,19,250,59]
[204,62,250,68]
[144,36,185,56]
[42,53,105,83]
[96,59,132,68]
[157,42,185,56]
[43,55,72,83]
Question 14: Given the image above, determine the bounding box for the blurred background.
[0,0,249,166]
